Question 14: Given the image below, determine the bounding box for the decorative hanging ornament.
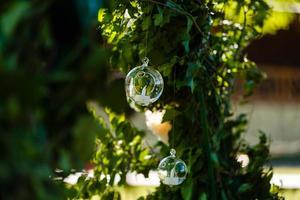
[125,57,164,106]
[157,149,188,186]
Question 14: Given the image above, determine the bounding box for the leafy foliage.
[69,0,284,199]
[67,104,156,199]
[1,0,293,199]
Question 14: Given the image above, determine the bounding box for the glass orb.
[157,149,187,186]
[125,58,164,106]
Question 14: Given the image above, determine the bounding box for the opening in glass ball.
[125,65,164,106]
[157,149,187,186]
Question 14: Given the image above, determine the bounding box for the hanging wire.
[145,20,149,58]
[144,0,152,59]
[171,63,176,149]
[140,0,153,67]
[141,1,159,156]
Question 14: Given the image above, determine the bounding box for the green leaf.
[142,16,151,31]
[187,78,195,93]
[166,0,183,11]
[181,181,193,200]
[154,13,163,27]
[210,152,220,168]
[98,9,107,22]
[238,183,252,193]
[130,1,137,8]
[243,80,255,96]
[182,17,191,54]
[186,62,200,78]
[162,107,180,122]
[198,193,207,200]
[1,1,30,37]
[182,40,190,54]
[160,62,173,77]
[221,190,228,200]
[108,31,117,43]
[186,17,193,33]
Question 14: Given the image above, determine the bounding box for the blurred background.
[0,0,299,199]
[237,1,300,198]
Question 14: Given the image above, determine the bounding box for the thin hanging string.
[145,27,149,58]
[142,2,157,157]
[171,64,176,150]
[144,0,151,59]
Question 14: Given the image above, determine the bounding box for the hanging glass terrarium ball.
[125,57,164,106]
[157,149,188,186]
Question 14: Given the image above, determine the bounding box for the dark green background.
[0,1,127,199]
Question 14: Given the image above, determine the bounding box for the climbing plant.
[68,0,283,199]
